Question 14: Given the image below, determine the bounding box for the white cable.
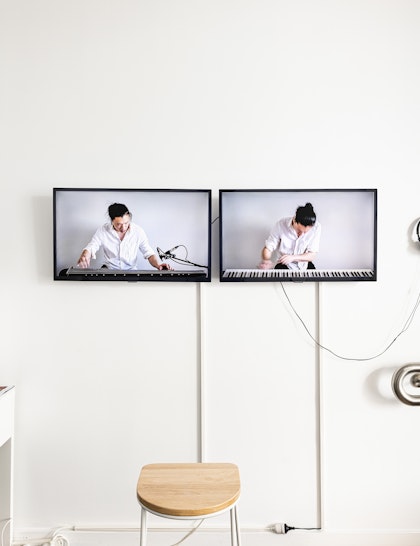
[170,520,204,546]
[50,535,68,546]
[50,526,72,546]
[13,523,274,546]
[1,519,11,546]
[12,526,73,546]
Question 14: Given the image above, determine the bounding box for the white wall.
[1,1,420,544]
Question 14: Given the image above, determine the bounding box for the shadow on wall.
[365,364,420,406]
[365,366,402,406]
[32,195,52,282]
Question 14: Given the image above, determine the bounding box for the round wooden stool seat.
[137,463,241,517]
[137,462,241,546]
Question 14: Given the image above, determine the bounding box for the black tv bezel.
[219,188,378,283]
[53,187,212,282]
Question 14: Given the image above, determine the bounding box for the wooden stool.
[137,463,241,546]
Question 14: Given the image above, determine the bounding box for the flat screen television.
[219,189,377,282]
[54,188,211,282]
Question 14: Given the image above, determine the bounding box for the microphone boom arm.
[157,246,207,269]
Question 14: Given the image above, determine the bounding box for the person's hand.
[158,263,173,271]
[277,254,294,266]
[258,259,273,270]
[77,250,91,269]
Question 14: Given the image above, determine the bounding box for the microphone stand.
[157,246,208,269]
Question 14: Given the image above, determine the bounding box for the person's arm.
[259,246,274,269]
[148,254,173,270]
[262,246,273,261]
[277,251,317,265]
[135,225,172,270]
[77,226,103,268]
[259,221,282,269]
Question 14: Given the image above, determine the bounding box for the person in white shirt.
[77,203,173,271]
[260,202,321,271]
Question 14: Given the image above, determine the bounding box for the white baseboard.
[12,527,420,546]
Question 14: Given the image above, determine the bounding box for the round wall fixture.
[392,364,420,406]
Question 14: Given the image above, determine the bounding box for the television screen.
[54,188,211,282]
[219,189,377,282]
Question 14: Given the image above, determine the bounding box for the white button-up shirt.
[84,222,155,270]
[265,217,321,270]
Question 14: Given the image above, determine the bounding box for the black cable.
[279,282,420,362]
[168,256,208,268]
[161,244,208,269]
[285,525,321,533]
[176,244,188,260]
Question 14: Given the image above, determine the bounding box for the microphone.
[157,246,179,260]
[157,247,166,260]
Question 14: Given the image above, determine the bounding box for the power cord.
[11,522,205,546]
[1,519,11,546]
[170,520,204,546]
[50,533,69,546]
[11,526,71,546]
[278,282,420,362]
[271,523,321,534]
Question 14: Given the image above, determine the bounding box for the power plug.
[272,523,295,534]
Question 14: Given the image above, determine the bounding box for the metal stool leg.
[140,506,147,546]
[230,505,241,546]
[234,505,241,546]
